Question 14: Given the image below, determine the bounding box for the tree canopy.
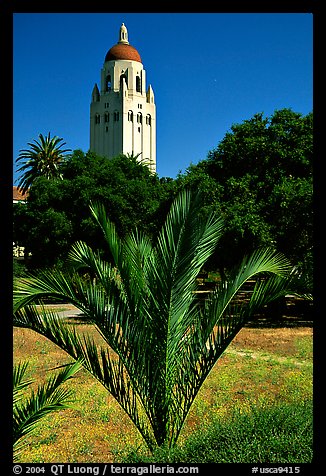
[175,109,312,282]
[15,133,71,194]
[14,108,312,285]
[14,151,173,270]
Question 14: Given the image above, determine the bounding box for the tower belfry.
[90,23,156,173]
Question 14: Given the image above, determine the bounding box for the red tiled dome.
[105,43,141,63]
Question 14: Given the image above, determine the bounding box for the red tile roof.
[13,186,28,201]
[105,43,141,63]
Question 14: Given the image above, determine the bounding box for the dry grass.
[13,313,313,463]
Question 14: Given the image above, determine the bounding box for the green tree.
[58,151,171,238]
[178,109,313,280]
[14,190,302,451]
[206,109,312,182]
[13,360,82,460]
[15,133,71,194]
[14,151,173,270]
[13,202,30,255]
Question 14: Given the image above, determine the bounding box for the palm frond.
[14,303,157,450]
[13,190,307,451]
[13,359,82,460]
[89,202,121,265]
[152,190,223,333]
[13,361,32,406]
[67,240,120,291]
[15,133,71,193]
[13,268,93,313]
[201,248,291,340]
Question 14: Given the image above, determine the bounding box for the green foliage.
[13,360,82,460]
[206,109,312,182]
[13,109,312,282]
[13,259,28,278]
[121,400,312,463]
[14,150,170,269]
[14,151,173,270]
[177,109,312,283]
[14,190,304,451]
[15,132,71,194]
[58,151,168,237]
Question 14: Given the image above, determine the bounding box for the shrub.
[121,400,313,463]
[13,259,28,278]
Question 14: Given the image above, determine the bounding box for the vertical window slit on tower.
[136,76,141,92]
[106,75,112,92]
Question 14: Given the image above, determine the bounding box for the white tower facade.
[90,24,156,173]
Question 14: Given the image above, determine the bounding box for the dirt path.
[35,303,84,319]
[224,347,311,367]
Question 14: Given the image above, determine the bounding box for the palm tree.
[13,190,303,451]
[13,360,82,460]
[15,132,71,194]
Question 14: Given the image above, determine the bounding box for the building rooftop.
[105,23,142,63]
[105,43,141,63]
[13,186,28,202]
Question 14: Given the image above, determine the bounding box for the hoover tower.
[90,23,156,173]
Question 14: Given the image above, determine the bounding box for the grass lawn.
[13,310,313,463]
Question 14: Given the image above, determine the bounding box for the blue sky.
[13,12,313,182]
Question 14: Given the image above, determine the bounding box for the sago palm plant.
[15,132,71,194]
[13,190,301,451]
[13,360,82,460]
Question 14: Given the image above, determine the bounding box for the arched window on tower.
[106,74,112,92]
[105,113,110,123]
[120,73,128,89]
[114,111,119,122]
[95,114,101,124]
[146,114,151,126]
[137,113,142,124]
[136,75,141,93]
[128,111,133,122]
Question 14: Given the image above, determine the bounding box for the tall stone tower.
[90,23,156,173]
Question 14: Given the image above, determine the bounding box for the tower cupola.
[105,23,141,63]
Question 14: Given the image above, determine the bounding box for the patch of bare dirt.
[230,326,312,358]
